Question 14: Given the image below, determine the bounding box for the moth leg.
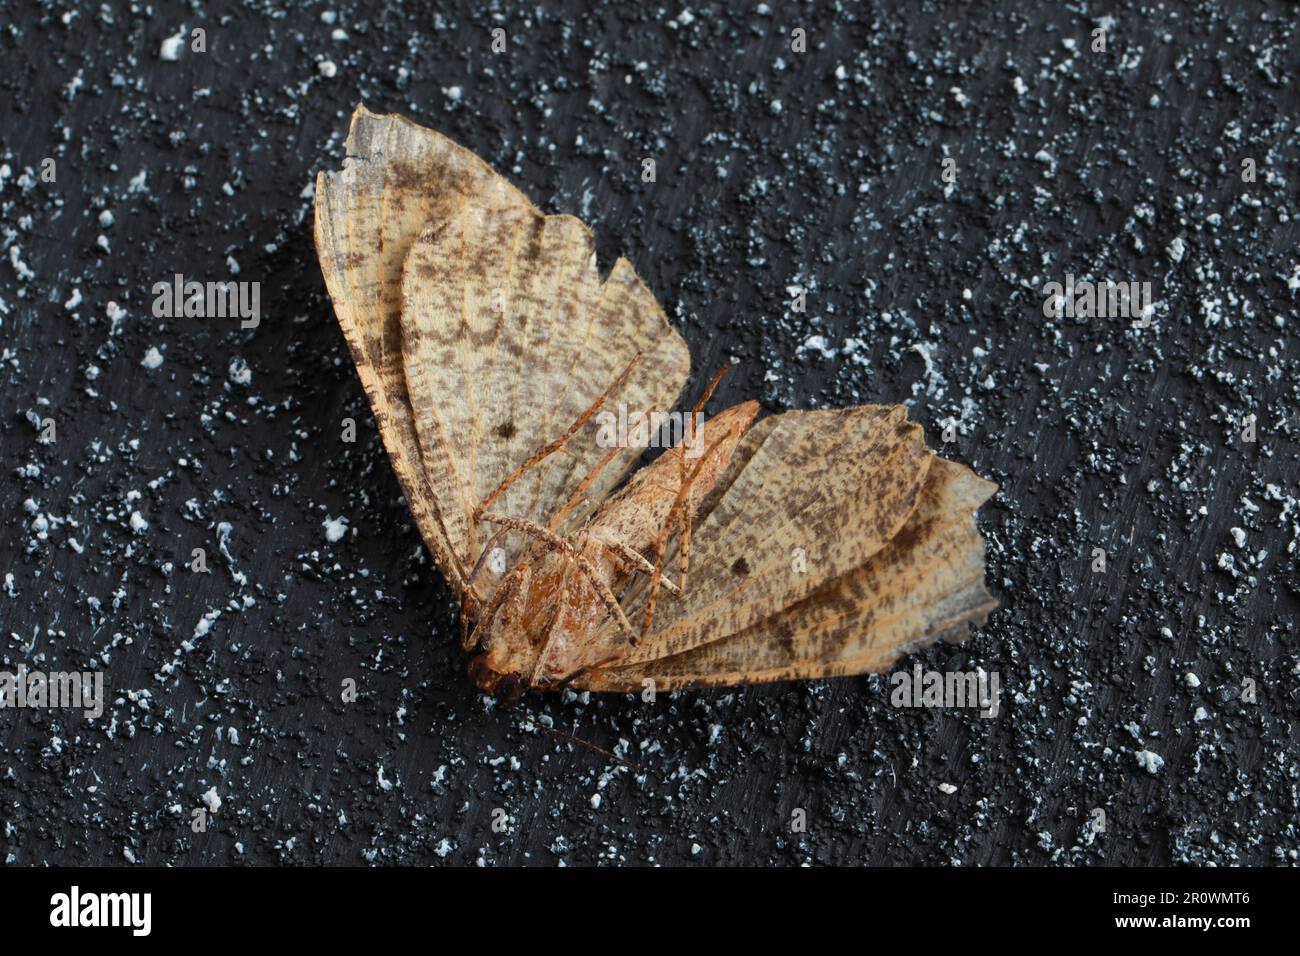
[461,524,527,649]
[601,537,681,597]
[553,653,624,691]
[546,445,623,534]
[673,365,729,596]
[546,397,680,533]
[466,525,518,592]
[581,568,637,645]
[468,561,530,650]
[528,562,572,685]
[469,442,610,608]
[676,366,728,590]
[473,353,643,521]
[642,424,739,642]
[458,527,514,649]
[469,477,580,605]
[479,512,638,643]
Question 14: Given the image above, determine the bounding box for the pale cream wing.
[593,405,937,672]
[578,455,997,691]
[314,103,534,592]
[399,198,691,582]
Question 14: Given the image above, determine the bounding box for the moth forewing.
[395,194,691,615]
[604,406,935,668]
[314,104,536,597]
[574,458,998,692]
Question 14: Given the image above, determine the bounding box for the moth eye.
[495,674,524,703]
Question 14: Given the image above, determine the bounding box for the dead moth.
[315,103,998,701]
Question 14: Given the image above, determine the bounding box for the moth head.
[465,561,543,701]
[467,555,588,700]
[467,653,525,703]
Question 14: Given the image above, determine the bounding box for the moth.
[314,104,997,701]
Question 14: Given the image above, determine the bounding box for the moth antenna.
[531,715,638,770]
[474,352,643,520]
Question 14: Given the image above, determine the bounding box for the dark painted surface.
[0,0,1297,865]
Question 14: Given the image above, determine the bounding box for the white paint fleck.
[1135,749,1165,774]
[228,357,251,385]
[798,334,837,359]
[323,515,348,543]
[160,29,186,61]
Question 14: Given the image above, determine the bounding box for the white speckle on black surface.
[0,0,1297,867]
[160,29,186,62]
[1134,750,1166,775]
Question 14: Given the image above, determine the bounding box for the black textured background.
[1,0,1298,867]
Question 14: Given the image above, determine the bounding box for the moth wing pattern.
[399,200,691,583]
[574,409,998,691]
[314,104,531,593]
[316,104,999,694]
[316,103,690,594]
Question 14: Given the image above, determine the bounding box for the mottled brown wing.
[315,103,690,598]
[314,104,534,593]
[574,410,997,691]
[399,200,691,581]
